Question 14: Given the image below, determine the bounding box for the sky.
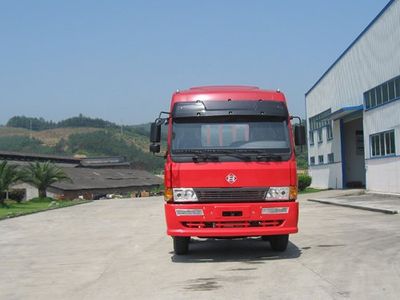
[0,0,390,125]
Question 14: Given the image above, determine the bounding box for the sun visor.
[172,100,288,118]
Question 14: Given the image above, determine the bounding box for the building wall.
[364,100,400,192]
[363,101,400,159]
[306,0,400,192]
[11,183,38,200]
[309,117,343,188]
[306,0,400,117]
[309,163,342,189]
[366,157,400,193]
[10,183,58,200]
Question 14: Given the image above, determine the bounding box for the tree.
[6,116,55,130]
[0,136,55,154]
[22,162,71,198]
[0,161,21,207]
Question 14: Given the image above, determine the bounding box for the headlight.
[173,188,198,202]
[265,187,290,200]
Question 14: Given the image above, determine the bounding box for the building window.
[309,109,331,131]
[382,83,389,103]
[309,131,314,146]
[376,85,383,105]
[364,75,400,109]
[317,128,323,143]
[310,156,315,165]
[370,130,395,157]
[396,78,400,98]
[309,109,331,144]
[328,153,334,163]
[327,122,333,140]
[389,80,395,99]
[318,155,324,164]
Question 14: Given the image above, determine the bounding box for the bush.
[298,174,312,191]
[8,190,25,203]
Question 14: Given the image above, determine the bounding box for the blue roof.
[322,105,364,121]
[305,0,396,96]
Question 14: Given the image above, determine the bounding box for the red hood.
[168,161,294,188]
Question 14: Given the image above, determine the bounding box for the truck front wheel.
[269,235,289,251]
[173,237,190,255]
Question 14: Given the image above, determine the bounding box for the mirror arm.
[290,115,302,125]
[155,112,170,126]
[158,111,170,119]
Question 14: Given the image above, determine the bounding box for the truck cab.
[150,86,305,255]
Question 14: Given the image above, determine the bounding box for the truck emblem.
[226,173,237,184]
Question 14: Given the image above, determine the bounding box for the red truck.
[150,86,305,255]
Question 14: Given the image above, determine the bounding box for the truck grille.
[194,188,267,202]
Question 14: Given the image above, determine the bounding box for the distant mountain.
[0,115,165,172]
[127,122,168,140]
[6,114,117,131]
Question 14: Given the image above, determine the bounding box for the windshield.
[171,117,291,155]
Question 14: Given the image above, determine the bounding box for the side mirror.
[294,125,306,146]
[150,122,161,143]
[149,143,160,153]
[149,122,161,153]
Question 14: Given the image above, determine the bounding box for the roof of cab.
[171,85,286,104]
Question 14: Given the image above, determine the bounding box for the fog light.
[175,209,204,216]
[261,207,289,214]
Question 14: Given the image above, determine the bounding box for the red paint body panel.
[170,161,294,188]
[163,86,299,238]
[165,202,298,237]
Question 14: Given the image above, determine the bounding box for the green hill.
[0,115,165,172]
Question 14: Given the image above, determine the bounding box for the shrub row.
[298,174,312,191]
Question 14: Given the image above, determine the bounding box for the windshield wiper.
[255,153,283,161]
[173,149,250,162]
[170,149,219,162]
[173,149,203,154]
[173,148,283,162]
[192,152,219,162]
[215,150,252,161]
[211,148,283,161]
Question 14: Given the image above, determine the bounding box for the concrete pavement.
[0,192,399,299]
[309,191,400,214]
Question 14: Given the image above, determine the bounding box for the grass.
[0,197,90,220]
[299,187,324,194]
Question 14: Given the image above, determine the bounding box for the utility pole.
[29,119,32,139]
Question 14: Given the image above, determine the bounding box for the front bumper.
[165,201,298,237]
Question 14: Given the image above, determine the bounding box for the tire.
[269,235,289,252]
[173,237,190,255]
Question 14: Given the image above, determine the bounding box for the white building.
[305,0,400,194]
